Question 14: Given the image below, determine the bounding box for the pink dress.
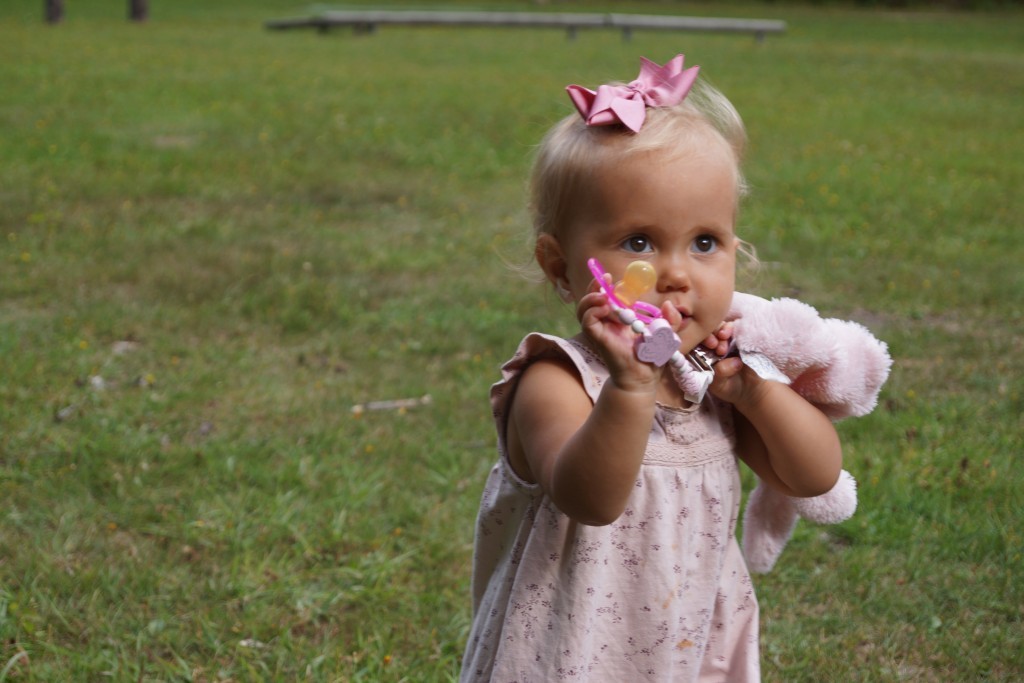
[461,334,760,682]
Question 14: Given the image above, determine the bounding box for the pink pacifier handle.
[587,258,626,309]
[632,301,661,322]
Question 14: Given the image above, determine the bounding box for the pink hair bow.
[566,54,700,133]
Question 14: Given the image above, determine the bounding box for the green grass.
[1,0,1022,680]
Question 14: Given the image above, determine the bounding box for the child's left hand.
[700,322,734,358]
[703,322,768,407]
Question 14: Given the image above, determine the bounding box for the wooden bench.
[265,10,786,42]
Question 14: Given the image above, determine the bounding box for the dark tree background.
[129,0,148,21]
[45,0,151,23]
[44,0,62,23]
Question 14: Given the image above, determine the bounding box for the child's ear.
[535,234,568,288]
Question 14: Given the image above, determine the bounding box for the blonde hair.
[529,78,748,241]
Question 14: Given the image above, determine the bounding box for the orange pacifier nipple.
[613,261,657,306]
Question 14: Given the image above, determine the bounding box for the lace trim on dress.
[644,432,735,467]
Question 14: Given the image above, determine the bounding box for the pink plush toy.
[724,292,892,573]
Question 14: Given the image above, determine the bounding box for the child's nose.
[656,255,691,292]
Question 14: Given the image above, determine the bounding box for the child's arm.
[710,358,842,497]
[506,290,679,526]
[508,360,655,525]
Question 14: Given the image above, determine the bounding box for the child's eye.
[693,235,718,254]
[622,236,653,254]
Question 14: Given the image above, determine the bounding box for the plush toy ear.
[789,318,892,419]
[742,479,797,574]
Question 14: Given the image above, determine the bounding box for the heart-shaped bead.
[635,318,680,367]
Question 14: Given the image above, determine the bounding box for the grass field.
[1,0,1022,680]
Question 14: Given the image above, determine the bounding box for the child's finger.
[576,291,609,323]
[661,302,683,329]
[701,333,727,356]
[713,357,744,378]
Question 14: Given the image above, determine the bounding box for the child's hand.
[577,281,661,393]
[701,322,734,357]
[708,356,768,408]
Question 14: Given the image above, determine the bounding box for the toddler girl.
[461,55,842,682]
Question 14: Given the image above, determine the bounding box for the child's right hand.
[576,281,675,394]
